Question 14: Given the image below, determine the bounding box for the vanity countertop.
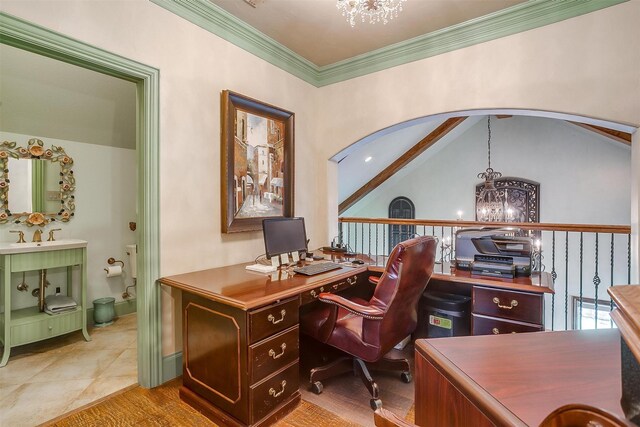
[0,239,87,255]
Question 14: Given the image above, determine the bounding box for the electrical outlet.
[56,287,61,294]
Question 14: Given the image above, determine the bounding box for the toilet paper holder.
[103,257,124,273]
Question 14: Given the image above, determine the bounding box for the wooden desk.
[160,262,368,427]
[414,329,624,427]
[159,254,553,427]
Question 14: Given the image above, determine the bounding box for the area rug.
[43,380,360,427]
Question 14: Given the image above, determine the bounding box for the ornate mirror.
[0,138,75,226]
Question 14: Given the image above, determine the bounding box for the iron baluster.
[347,222,351,254]
[610,233,615,328]
[551,231,556,331]
[628,233,631,285]
[375,222,379,261]
[368,223,371,257]
[382,222,386,263]
[565,232,569,330]
[593,233,600,329]
[579,232,583,330]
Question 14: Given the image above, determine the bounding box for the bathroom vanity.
[0,239,89,367]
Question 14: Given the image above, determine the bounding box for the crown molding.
[152,0,626,87]
[150,0,319,85]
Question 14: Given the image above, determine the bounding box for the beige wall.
[1,0,639,355]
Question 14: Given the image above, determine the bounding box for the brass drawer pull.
[269,380,287,398]
[268,343,287,359]
[267,309,286,324]
[492,297,518,310]
[492,327,500,334]
[332,282,343,290]
[310,287,324,298]
[347,276,356,285]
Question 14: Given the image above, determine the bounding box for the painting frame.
[221,90,295,233]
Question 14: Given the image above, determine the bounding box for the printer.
[455,227,533,277]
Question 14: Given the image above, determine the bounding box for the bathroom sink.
[0,239,88,254]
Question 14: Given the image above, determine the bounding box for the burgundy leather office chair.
[300,235,437,410]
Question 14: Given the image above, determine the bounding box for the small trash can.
[93,297,116,327]
[416,291,470,339]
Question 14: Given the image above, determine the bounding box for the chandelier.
[476,116,507,222]
[336,0,407,27]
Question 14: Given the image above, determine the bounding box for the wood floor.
[45,345,417,427]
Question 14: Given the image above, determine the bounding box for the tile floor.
[0,313,137,426]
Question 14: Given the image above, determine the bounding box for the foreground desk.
[609,285,640,424]
[415,329,624,426]
[159,256,553,427]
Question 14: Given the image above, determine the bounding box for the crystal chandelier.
[336,0,407,27]
[476,116,506,222]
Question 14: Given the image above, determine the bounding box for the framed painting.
[221,90,295,233]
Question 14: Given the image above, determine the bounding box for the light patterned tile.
[0,350,61,386]
[71,327,136,351]
[27,348,124,383]
[0,378,92,427]
[98,348,137,379]
[64,375,138,412]
[0,383,22,404]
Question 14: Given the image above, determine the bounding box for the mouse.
[352,259,365,265]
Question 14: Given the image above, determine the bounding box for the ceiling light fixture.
[337,0,407,27]
[476,116,508,222]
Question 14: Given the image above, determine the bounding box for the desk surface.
[159,251,553,310]
[416,329,624,426]
[160,262,366,310]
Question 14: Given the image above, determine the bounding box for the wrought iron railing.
[338,217,631,331]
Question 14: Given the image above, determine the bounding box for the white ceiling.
[209,0,526,66]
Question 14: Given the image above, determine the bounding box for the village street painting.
[233,109,285,219]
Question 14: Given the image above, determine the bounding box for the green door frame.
[0,12,162,387]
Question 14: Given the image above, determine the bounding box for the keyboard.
[293,262,342,276]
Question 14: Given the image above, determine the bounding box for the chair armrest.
[317,293,385,320]
[374,408,416,427]
[368,276,380,285]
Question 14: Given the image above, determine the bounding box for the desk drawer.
[472,313,543,335]
[301,274,358,306]
[249,325,299,384]
[473,286,543,324]
[250,361,299,424]
[249,298,299,344]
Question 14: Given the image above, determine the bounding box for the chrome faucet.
[32,229,43,243]
[10,230,25,243]
[47,229,62,242]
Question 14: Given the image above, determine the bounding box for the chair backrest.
[363,235,437,356]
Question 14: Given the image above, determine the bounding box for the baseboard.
[86,298,137,325]
[162,351,183,383]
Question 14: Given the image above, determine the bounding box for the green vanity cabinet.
[0,239,89,367]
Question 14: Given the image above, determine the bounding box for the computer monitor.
[262,217,308,260]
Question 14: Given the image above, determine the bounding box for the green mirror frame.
[0,138,75,226]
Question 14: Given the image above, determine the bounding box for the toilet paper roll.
[106,265,122,278]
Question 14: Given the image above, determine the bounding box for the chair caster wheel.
[311,381,323,395]
[370,398,382,410]
[400,371,412,383]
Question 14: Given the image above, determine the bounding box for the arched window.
[388,197,415,253]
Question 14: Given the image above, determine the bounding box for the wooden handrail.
[338,217,631,234]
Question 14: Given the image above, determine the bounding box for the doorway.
[0,13,161,393]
